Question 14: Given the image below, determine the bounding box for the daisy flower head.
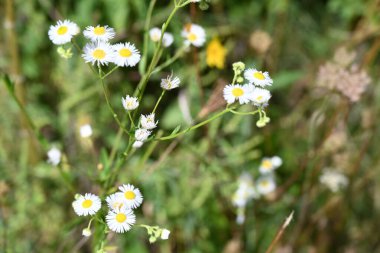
[112,42,141,67]
[83,25,115,42]
[163,32,174,47]
[250,87,271,107]
[47,147,61,166]
[256,176,276,195]
[118,184,143,209]
[48,20,79,45]
[149,27,162,42]
[72,193,101,216]
[82,41,114,66]
[121,95,139,111]
[135,128,151,142]
[259,156,282,174]
[106,207,136,233]
[140,113,157,130]
[182,23,206,47]
[244,68,273,87]
[106,193,127,211]
[223,84,251,104]
[161,74,180,90]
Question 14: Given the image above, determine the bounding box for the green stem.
[127,111,135,128]
[151,45,188,74]
[101,65,119,79]
[230,109,260,116]
[152,90,166,114]
[71,39,97,75]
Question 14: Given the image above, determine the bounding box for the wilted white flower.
[83,25,115,42]
[135,128,151,141]
[140,113,157,130]
[82,41,115,66]
[112,42,141,67]
[181,23,206,47]
[48,20,79,45]
[223,84,252,104]
[118,184,144,209]
[259,156,282,174]
[161,75,180,90]
[106,207,136,233]
[122,95,139,111]
[79,124,93,138]
[320,169,348,192]
[244,68,273,87]
[47,147,61,166]
[72,193,101,216]
[161,229,170,240]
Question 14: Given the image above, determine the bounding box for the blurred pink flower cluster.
[317,47,371,102]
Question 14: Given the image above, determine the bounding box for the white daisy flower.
[161,75,180,90]
[112,42,141,67]
[140,113,157,130]
[83,25,115,42]
[48,20,79,45]
[163,33,174,47]
[250,87,271,107]
[106,207,136,233]
[135,128,151,141]
[223,84,251,104]
[161,229,170,240]
[232,173,259,208]
[132,141,144,148]
[118,184,143,209]
[319,169,348,192]
[47,147,61,166]
[244,68,273,87]
[181,23,206,47]
[72,193,101,216]
[82,41,115,66]
[256,176,276,195]
[149,27,162,42]
[79,124,93,138]
[121,95,139,111]
[259,156,282,174]
[106,193,127,211]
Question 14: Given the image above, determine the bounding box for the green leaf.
[3,74,15,93]
[170,125,181,135]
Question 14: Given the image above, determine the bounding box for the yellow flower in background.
[206,38,227,69]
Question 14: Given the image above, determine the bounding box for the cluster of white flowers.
[72,184,143,234]
[319,169,348,192]
[149,27,174,47]
[48,20,141,67]
[232,156,282,224]
[223,66,272,107]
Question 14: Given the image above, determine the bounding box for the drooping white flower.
[106,193,127,211]
[149,27,162,42]
[118,184,143,209]
[132,141,144,148]
[106,207,136,233]
[72,193,101,216]
[319,169,348,192]
[140,113,157,130]
[121,95,139,111]
[135,128,151,141]
[181,23,206,47]
[256,175,276,195]
[163,33,174,47]
[161,229,170,240]
[47,147,61,166]
[161,75,180,90]
[79,124,93,138]
[83,25,115,42]
[48,20,79,45]
[244,68,273,87]
[259,156,282,174]
[250,87,271,107]
[112,42,141,67]
[223,84,251,104]
[82,228,92,237]
[82,41,115,66]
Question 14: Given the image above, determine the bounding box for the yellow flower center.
[93,49,106,59]
[119,48,132,57]
[116,213,127,223]
[94,26,106,35]
[262,160,272,169]
[82,199,93,208]
[188,33,197,42]
[112,202,124,210]
[57,26,68,35]
[124,191,136,200]
[261,180,269,187]
[232,87,244,97]
[256,95,263,101]
[253,72,265,80]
